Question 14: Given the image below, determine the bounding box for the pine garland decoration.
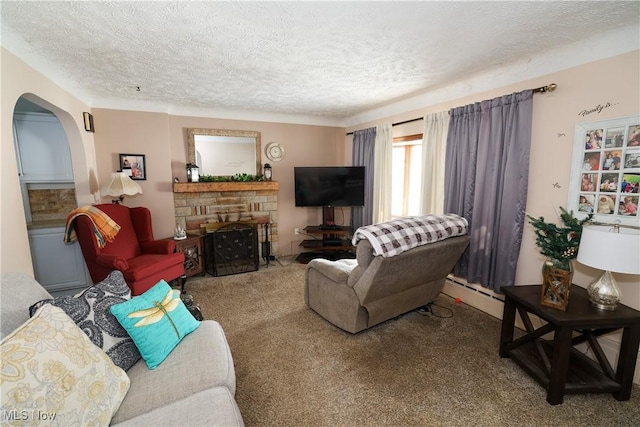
[527,207,593,261]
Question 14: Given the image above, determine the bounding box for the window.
[392,134,422,217]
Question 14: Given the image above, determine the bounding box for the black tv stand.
[296,224,355,264]
[319,224,339,231]
[320,206,337,230]
[322,238,343,246]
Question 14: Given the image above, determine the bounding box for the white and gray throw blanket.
[352,214,469,258]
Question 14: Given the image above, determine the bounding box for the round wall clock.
[265,142,285,162]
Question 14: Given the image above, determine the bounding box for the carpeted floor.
[186,261,640,426]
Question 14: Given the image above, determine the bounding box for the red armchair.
[74,204,185,295]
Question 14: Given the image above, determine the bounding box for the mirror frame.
[187,128,262,176]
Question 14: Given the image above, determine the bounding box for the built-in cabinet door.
[28,227,89,296]
[13,112,74,182]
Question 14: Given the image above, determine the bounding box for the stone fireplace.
[173,181,279,257]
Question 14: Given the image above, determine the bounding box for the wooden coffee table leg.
[547,326,572,405]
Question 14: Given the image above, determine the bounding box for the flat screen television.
[294,166,365,207]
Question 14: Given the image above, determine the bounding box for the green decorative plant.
[233,173,259,182]
[527,207,593,261]
[199,173,264,183]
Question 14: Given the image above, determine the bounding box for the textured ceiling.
[2,1,639,124]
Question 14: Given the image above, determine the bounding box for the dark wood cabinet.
[166,234,204,278]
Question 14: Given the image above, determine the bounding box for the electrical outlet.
[294,228,301,235]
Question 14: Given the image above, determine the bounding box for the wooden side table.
[163,234,205,278]
[500,284,640,405]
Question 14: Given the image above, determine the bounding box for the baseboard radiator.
[442,275,640,385]
[442,276,505,320]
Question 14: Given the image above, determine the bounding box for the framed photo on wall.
[82,112,95,132]
[119,153,146,180]
[568,116,640,226]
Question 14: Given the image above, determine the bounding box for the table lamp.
[576,223,640,310]
[101,172,143,204]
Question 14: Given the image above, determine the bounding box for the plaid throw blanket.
[352,214,468,258]
[64,206,120,248]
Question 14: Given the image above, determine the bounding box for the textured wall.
[1,49,95,275]
[347,50,640,309]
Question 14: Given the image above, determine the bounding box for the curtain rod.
[346,117,421,136]
[532,83,558,94]
[346,83,557,136]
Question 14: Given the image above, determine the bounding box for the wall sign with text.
[568,116,640,226]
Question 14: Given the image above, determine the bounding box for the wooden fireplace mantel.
[173,181,279,193]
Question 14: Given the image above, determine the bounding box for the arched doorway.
[12,95,90,296]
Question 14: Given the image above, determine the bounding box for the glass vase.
[540,257,574,311]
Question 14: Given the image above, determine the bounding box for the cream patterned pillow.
[0,304,130,426]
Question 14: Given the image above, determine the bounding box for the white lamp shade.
[577,224,640,275]
[101,172,143,197]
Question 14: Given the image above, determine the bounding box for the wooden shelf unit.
[296,225,355,264]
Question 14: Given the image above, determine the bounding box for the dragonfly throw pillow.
[110,280,200,369]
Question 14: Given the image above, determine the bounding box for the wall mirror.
[187,128,261,176]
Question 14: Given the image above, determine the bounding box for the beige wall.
[1,49,98,275]
[92,109,175,238]
[169,116,345,256]
[3,45,638,307]
[346,50,640,309]
[91,110,345,254]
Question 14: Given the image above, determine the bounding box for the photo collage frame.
[569,116,640,225]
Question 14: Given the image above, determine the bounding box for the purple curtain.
[351,127,376,230]
[444,90,533,292]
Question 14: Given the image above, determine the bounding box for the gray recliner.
[304,235,470,333]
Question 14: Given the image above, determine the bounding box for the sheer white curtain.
[372,125,392,224]
[420,111,450,214]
